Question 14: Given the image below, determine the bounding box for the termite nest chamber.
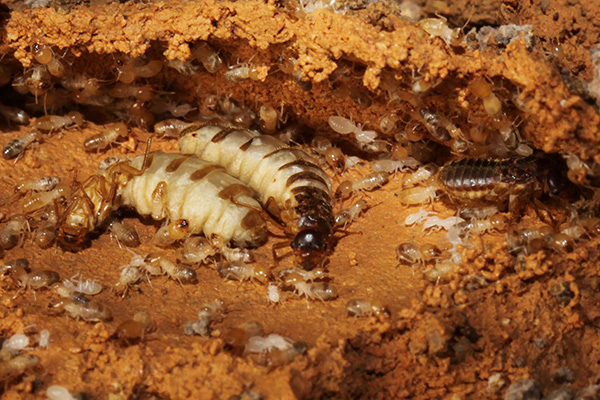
[2,1,600,397]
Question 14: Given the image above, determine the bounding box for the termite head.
[56,226,89,251]
[290,230,328,270]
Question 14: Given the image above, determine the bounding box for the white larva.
[118,151,268,248]
[178,125,334,270]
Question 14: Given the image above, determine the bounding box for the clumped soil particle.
[0,0,599,399]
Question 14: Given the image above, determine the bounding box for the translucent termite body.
[396,242,441,265]
[178,125,334,270]
[83,122,129,152]
[346,299,390,317]
[63,299,111,322]
[108,220,140,247]
[34,111,83,132]
[217,261,270,283]
[14,176,60,194]
[145,252,198,284]
[335,172,389,200]
[334,199,369,228]
[2,130,41,160]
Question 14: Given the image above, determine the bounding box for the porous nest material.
[0,0,599,399]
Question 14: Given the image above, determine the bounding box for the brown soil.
[0,0,599,399]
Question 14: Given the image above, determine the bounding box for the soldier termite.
[178,125,334,270]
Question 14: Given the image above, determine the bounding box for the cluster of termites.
[1,11,600,395]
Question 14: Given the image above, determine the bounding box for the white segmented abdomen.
[118,152,267,248]
[178,126,332,229]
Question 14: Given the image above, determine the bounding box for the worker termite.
[328,115,378,146]
[278,267,327,282]
[396,243,442,266]
[467,77,503,119]
[455,213,509,236]
[108,83,154,102]
[153,119,195,138]
[178,125,334,270]
[114,57,163,83]
[184,300,224,337]
[145,252,198,284]
[224,59,263,82]
[217,261,271,283]
[418,17,463,46]
[14,269,60,291]
[114,265,144,296]
[62,299,112,322]
[32,44,66,77]
[0,215,30,250]
[371,157,421,176]
[437,152,570,212]
[334,199,369,229]
[62,273,103,296]
[191,42,222,73]
[83,122,129,152]
[108,219,140,248]
[346,299,390,317]
[34,111,84,132]
[245,333,294,355]
[422,215,465,232]
[14,176,60,194]
[0,354,39,381]
[2,130,41,160]
[151,98,196,118]
[110,311,156,343]
[259,104,279,134]
[280,272,338,301]
[335,172,389,201]
[401,164,438,187]
[21,183,71,214]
